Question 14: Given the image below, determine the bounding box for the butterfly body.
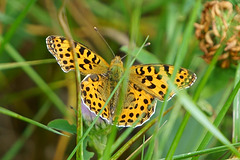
[46,35,197,127]
[106,56,124,122]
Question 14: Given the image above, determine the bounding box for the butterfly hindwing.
[116,82,157,127]
[81,74,110,120]
[46,35,109,74]
[129,65,197,101]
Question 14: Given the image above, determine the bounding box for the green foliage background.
[0,0,239,160]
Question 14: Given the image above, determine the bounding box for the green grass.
[0,0,239,160]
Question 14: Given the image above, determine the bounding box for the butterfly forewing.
[46,35,109,75]
[129,65,197,101]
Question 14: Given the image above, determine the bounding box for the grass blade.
[0,106,65,136]
[0,36,67,115]
[163,142,240,160]
[0,59,55,70]
[233,63,240,143]
[0,0,36,55]
[1,101,51,160]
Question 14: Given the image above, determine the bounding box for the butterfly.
[46,35,197,127]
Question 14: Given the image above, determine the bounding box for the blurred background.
[0,0,239,159]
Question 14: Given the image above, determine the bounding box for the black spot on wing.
[79,47,85,55]
[163,65,169,73]
[147,66,152,73]
[159,91,164,95]
[84,59,91,64]
[147,84,156,89]
[65,53,70,57]
[157,75,162,80]
[135,67,145,75]
[92,55,97,64]
[179,68,184,73]
[89,64,93,69]
[146,76,153,81]
[161,84,166,89]
[87,51,91,57]
[74,42,78,47]
[154,66,160,74]
[79,64,86,70]
[143,99,148,104]
[59,37,65,43]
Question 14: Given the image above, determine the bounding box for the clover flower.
[195,1,240,68]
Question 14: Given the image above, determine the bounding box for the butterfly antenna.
[121,54,128,60]
[144,42,151,47]
[121,41,151,60]
[94,27,115,57]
